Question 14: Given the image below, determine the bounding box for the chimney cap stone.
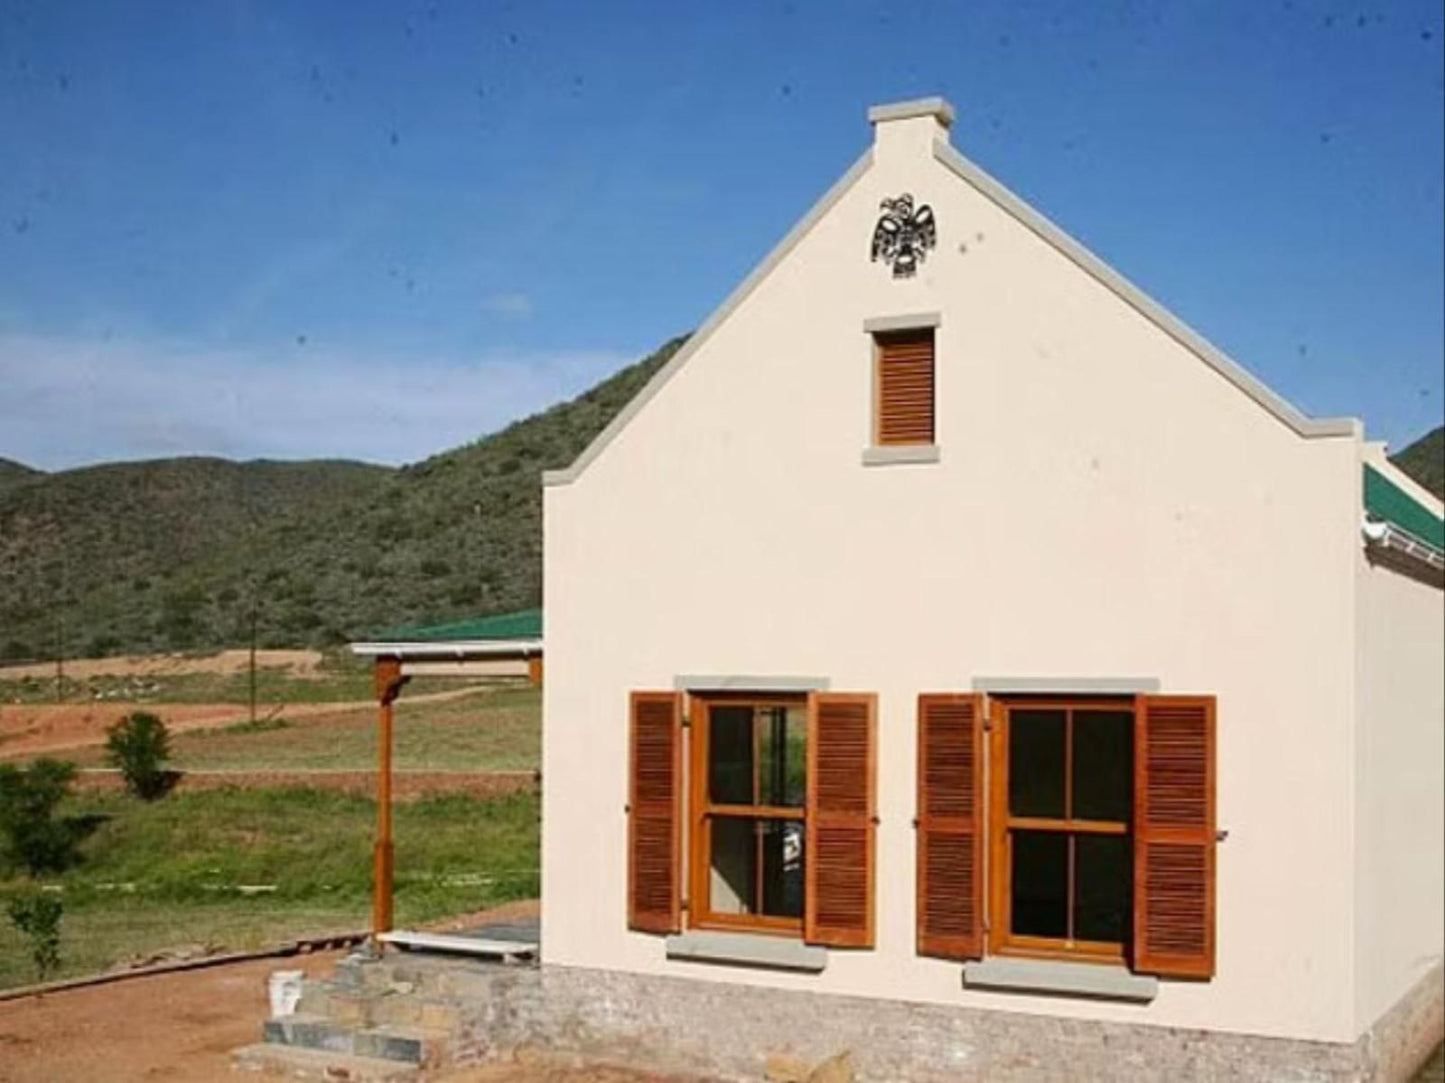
[867,97,956,128]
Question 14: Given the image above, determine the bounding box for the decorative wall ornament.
[870,194,936,278]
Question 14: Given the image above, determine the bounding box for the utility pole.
[54,547,65,704]
[249,603,258,727]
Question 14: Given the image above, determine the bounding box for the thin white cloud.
[0,331,629,471]
[481,292,535,318]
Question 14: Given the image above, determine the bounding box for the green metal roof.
[1364,466,1444,550]
[372,607,542,643]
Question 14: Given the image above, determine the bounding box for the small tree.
[105,712,172,800]
[0,759,82,875]
[6,891,62,981]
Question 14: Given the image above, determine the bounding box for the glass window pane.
[1074,834,1131,944]
[709,816,803,920]
[708,706,754,804]
[757,706,807,808]
[1009,709,1066,818]
[708,816,756,914]
[1072,710,1132,822]
[761,820,805,918]
[1011,830,1068,938]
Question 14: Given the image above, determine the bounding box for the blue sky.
[1,0,1441,470]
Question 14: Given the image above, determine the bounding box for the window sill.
[861,445,941,467]
[962,957,1158,1003]
[665,931,827,973]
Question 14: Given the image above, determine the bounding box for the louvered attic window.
[874,328,935,446]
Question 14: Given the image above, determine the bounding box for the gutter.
[1362,517,1445,572]
[348,638,543,659]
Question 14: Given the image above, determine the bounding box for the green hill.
[0,335,684,661]
[0,458,42,491]
[1391,426,1444,500]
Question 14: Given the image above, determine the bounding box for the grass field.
[55,685,541,772]
[0,657,376,707]
[0,671,543,990]
[0,786,539,989]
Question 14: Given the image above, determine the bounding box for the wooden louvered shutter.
[916,694,985,959]
[875,329,935,446]
[1133,695,1216,978]
[805,692,877,948]
[627,691,682,934]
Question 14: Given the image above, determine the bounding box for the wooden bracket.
[374,656,411,705]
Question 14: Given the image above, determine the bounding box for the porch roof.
[1364,466,1443,551]
[349,607,542,658]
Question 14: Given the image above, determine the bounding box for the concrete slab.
[379,929,537,961]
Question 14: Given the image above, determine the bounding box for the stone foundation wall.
[439,961,1442,1082]
[1360,964,1445,1083]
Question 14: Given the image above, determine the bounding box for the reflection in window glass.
[709,817,755,914]
[757,706,807,807]
[708,816,805,919]
[709,704,806,807]
[762,819,805,918]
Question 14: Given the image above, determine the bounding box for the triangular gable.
[544,100,1358,488]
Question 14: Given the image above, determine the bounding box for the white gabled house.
[540,98,1443,1080]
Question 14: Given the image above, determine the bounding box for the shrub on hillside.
[0,759,83,875]
[105,712,173,800]
[6,890,62,981]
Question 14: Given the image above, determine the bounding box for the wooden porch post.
[373,656,409,938]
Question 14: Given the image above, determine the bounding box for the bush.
[0,759,82,875]
[105,712,173,800]
[6,891,62,980]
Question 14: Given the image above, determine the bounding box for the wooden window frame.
[687,692,808,937]
[987,696,1135,965]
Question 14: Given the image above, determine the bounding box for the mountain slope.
[0,458,42,491]
[1391,426,1444,500]
[0,335,684,660]
[0,458,393,659]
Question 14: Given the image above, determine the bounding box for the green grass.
[180,687,539,772]
[54,685,540,773]
[0,785,539,989]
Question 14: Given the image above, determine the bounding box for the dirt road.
[0,900,699,1083]
[0,948,344,1082]
[0,650,324,683]
[0,687,488,761]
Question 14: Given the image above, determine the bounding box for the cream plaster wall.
[543,108,1367,1042]
[1353,552,1445,1036]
